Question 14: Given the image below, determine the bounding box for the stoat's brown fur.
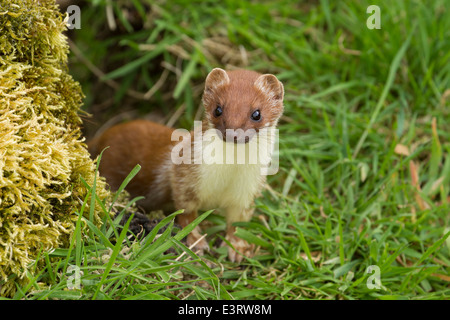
[88,68,284,262]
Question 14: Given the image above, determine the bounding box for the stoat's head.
[202,68,284,144]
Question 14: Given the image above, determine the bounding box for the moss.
[0,0,112,297]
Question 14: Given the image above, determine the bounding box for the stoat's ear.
[205,68,230,92]
[254,74,284,101]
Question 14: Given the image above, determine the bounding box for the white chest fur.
[194,128,274,210]
[197,162,264,210]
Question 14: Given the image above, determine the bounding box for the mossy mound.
[0,0,111,297]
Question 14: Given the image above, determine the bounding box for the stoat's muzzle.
[219,128,257,144]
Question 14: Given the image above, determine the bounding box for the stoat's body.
[89,68,284,262]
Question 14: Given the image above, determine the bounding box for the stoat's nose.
[224,129,256,144]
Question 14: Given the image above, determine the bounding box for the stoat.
[88,68,284,262]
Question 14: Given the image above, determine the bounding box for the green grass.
[10,0,450,299]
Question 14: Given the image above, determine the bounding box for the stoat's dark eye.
[251,109,261,121]
[214,105,223,117]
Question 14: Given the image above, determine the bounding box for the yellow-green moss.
[0,0,111,297]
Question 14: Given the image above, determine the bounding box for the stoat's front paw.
[186,226,209,254]
[222,233,255,263]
